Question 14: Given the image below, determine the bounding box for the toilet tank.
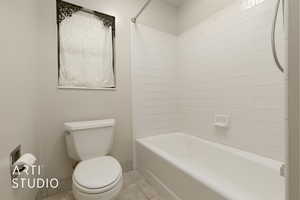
[64,119,115,161]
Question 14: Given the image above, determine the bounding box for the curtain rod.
[131,0,152,23]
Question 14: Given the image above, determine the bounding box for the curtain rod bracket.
[131,18,137,23]
[131,0,152,23]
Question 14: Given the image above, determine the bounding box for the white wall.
[37,0,178,181]
[0,0,40,199]
[177,0,286,161]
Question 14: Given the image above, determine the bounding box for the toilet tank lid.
[64,119,115,131]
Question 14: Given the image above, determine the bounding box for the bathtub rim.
[136,132,285,200]
[136,132,284,171]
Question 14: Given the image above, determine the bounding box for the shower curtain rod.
[131,0,152,23]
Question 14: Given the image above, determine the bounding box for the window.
[57,0,116,89]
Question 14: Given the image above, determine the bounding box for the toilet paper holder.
[9,145,26,180]
[10,145,38,182]
[10,145,21,179]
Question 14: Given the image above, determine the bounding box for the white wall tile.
[178,0,286,161]
[131,24,180,139]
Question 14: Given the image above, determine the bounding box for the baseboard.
[35,177,72,200]
[121,160,133,172]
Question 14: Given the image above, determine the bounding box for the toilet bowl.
[72,156,123,200]
[64,119,123,200]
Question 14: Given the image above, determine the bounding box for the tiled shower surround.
[132,0,286,162]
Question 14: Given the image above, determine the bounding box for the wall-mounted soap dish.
[214,114,230,128]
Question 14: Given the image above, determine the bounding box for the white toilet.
[64,119,123,200]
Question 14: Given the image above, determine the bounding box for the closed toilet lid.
[73,156,122,190]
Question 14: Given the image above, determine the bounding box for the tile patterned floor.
[44,171,165,200]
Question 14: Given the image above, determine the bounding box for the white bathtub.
[136,133,285,200]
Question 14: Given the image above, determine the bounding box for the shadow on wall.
[178,0,236,34]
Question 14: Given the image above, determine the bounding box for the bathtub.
[135,133,285,200]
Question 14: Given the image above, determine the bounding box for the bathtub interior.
[136,133,285,200]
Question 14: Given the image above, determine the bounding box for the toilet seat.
[73,156,122,194]
[73,173,122,194]
[73,176,123,200]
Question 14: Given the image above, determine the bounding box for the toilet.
[64,119,122,200]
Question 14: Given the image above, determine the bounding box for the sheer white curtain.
[59,11,115,88]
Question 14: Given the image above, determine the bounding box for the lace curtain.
[58,11,115,88]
